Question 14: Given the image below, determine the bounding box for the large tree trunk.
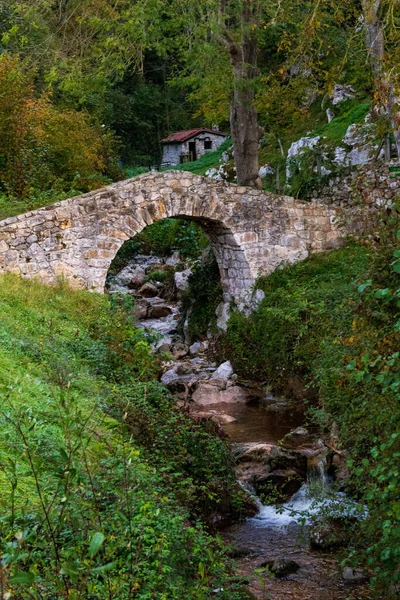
[223,4,263,188]
[229,63,263,188]
[362,0,400,157]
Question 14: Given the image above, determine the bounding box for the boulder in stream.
[233,442,307,501]
[148,304,172,318]
[259,557,300,578]
[137,282,159,298]
[191,382,249,406]
[134,298,149,319]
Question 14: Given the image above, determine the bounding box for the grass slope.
[0,274,245,600]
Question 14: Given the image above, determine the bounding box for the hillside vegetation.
[222,218,400,596]
[0,274,247,599]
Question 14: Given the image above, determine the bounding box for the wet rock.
[191,409,237,425]
[148,304,172,318]
[264,557,301,578]
[171,343,189,360]
[342,567,368,585]
[233,443,307,497]
[174,269,191,294]
[211,360,233,381]
[137,282,158,298]
[192,382,249,406]
[309,517,353,550]
[264,469,304,499]
[331,452,350,486]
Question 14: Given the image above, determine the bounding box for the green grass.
[0,274,246,600]
[313,101,371,142]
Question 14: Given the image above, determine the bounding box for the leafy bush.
[181,250,224,341]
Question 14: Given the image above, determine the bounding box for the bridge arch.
[0,171,345,304]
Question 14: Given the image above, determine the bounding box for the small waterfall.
[307,454,330,495]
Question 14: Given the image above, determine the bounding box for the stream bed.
[107,254,372,600]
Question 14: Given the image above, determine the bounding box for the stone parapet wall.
[0,171,349,304]
[306,162,400,207]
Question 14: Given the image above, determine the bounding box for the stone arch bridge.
[0,171,350,303]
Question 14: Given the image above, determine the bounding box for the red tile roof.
[161,128,226,144]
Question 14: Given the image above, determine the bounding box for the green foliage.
[0,54,120,208]
[222,219,400,595]
[0,274,245,599]
[181,251,224,341]
[222,244,370,389]
[109,218,209,275]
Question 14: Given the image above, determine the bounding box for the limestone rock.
[189,341,201,355]
[174,269,191,294]
[216,302,230,331]
[134,299,148,319]
[211,360,234,381]
[332,84,355,105]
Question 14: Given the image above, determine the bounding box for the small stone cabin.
[161,127,227,166]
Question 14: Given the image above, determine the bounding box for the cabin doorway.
[188,141,197,162]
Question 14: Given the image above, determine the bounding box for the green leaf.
[374,288,391,298]
[88,532,105,557]
[10,571,35,585]
[358,281,372,293]
[392,262,400,274]
[92,562,116,573]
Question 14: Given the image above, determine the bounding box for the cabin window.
[204,138,212,150]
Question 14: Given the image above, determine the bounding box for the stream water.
[107,254,371,600]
